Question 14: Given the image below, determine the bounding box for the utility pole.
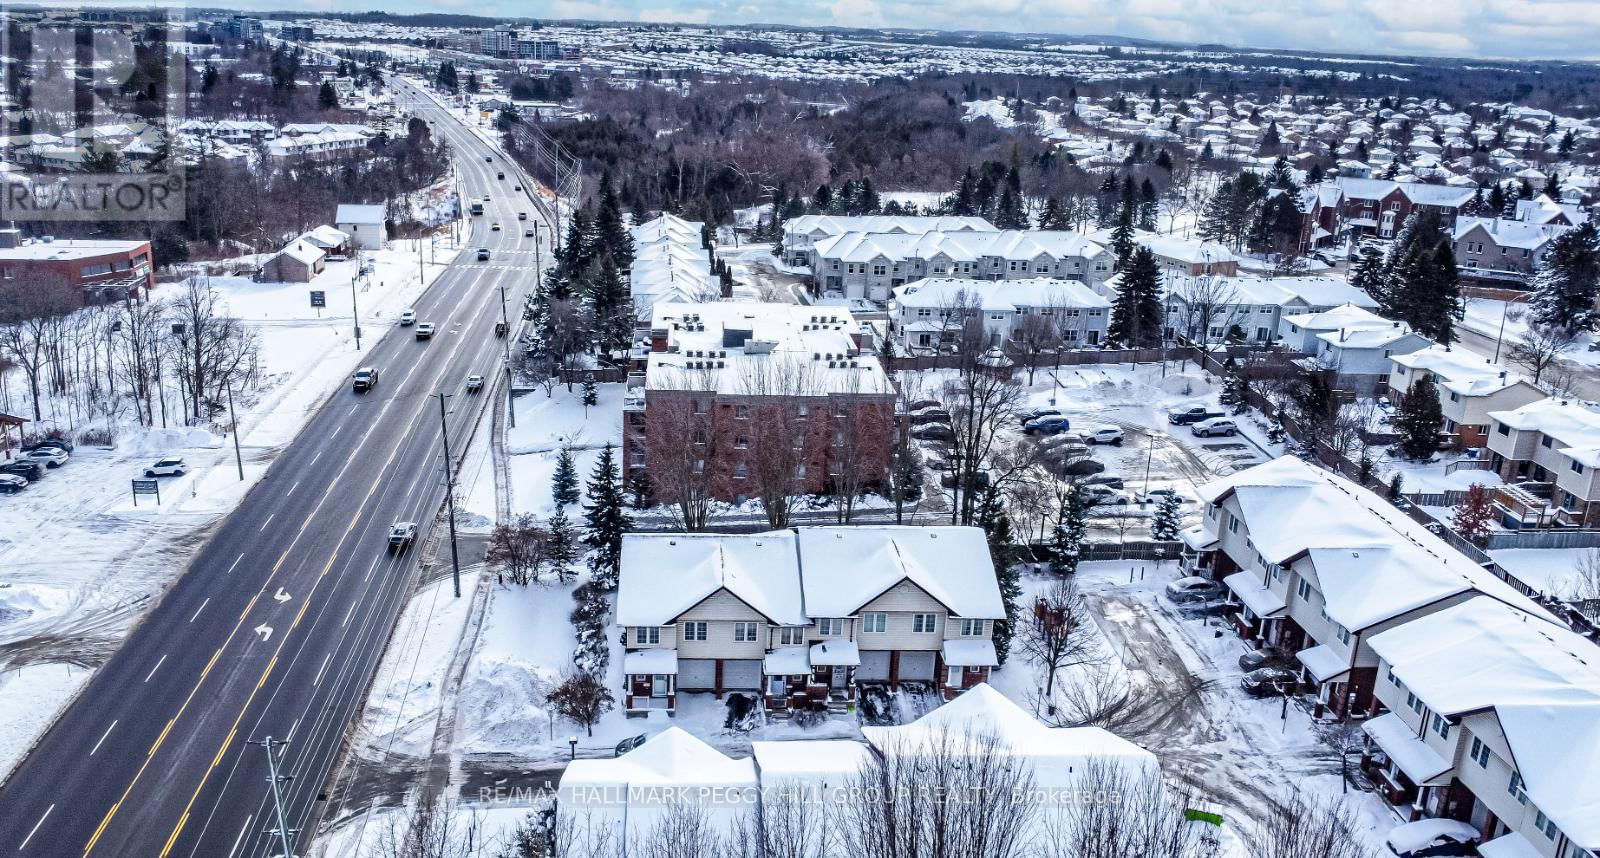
[249,736,296,858]
[225,376,244,481]
[436,393,463,598]
[349,258,362,352]
[500,283,516,428]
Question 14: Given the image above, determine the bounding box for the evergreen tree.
[1488,182,1508,216]
[318,80,339,110]
[950,168,977,216]
[1529,222,1600,331]
[1559,129,1576,158]
[1151,493,1182,542]
[1051,484,1088,576]
[1252,192,1304,258]
[201,64,219,94]
[1349,243,1388,304]
[1384,212,1461,343]
[994,186,1028,229]
[581,444,631,590]
[552,446,580,507]
[1039,196,1069,231]
[1108,246,1164,347]
[585,256,631,353]
[591,172,633,270]
[581,377,599,410]
[1138,179,1159,231]
[813,183,833,213]
[1395,377,1444,460]
[1108,205,1136,268]
[1155,148,1174,171]
[1306,163,1325,185]
[545,506,577,575]
[1387,473,1404,501]
[1266,156,1297,191]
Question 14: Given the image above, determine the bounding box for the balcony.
[1492,482,1562,528]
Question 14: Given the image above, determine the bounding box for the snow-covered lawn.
[505,383,623,520]
[1488,547,1592,599]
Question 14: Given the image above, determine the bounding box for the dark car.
[1060,458,1106,477]
[908,408,952,426]
[1240,667,1299,697]
[906,398,942,412]
[1167,405,1225,426]
[911,424,955,443]
[22,437,74,454]
[0,474,26,495]
[0,461,44,481]
[1082,474,1125,490]
[1023,416,1073,436]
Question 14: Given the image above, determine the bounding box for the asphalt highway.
[0,78,545,857]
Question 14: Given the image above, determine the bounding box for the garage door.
[857,650,890,682]
[899,651,936,682]
[722,659,762,690]
[679,659,716,691]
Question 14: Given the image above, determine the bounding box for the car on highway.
[1164,576,1224,603]
[415,323,436,340]
[388,521,417,553]
[477,248,491,261]
[24,447,68,469]
[484,155,492,162]
[497,171,505,180]
[518,212,527,220]
[352,367,379,392]
[465,375,485,392]
[399,309,416,326]
[491,222,501,231]
[524,229,534,238]
[1082,427,1124,446]
[0,473,26,495]
[514,184,522,191]
[1190,417,1238,437]
[0,461,44,481]
[1023,416,1072,435]
[143,456,186,477]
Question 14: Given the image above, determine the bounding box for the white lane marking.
[143,654,167,683]
[286,717,301,743]
[189,598,210,623]
[90,721,117,756]
[226,815,252,858]
[286,480,300,497]
[19,804,53,850]
[348,405,359,418]
[313,653,332,686]
[225,553,244,576]
[309,451,322,467]
[258,513,274,532]
[330,424,342,440]
[342,602,357,627]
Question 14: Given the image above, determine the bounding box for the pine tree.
[1138,179,1159,231]
[1395,377,1444,461]
[1109,205,1136,268]
[1039,196,1069,231]
[318,80,339,110]
[1306,163,1325,185]
[1109,246,1163,347]
[581,378,599,410]
[592,172,633,270]
[950,168,977,216]
[1529,222,1600,331]
[552,446,580,507]
[545,506,577,578]
[1051,484,1088,576]
[1151,493,1182,542]
[581,444,631,590]
[1266,156,1297,191]
[1489,182,1508,217]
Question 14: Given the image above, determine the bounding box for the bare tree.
[825,370,891,524]
[1543,360,1584,401]
[1559,548,1600,623]
[1249,788,1372,858]
[647,367,720,531]
[1170,274,1246,351]
[485,513,550,586]
[942,366,1025,525]
[546,669,615,737]
[738,357,816,528]
[0,278,78,422]
[371,791,485,858]
[1011,312,1063,385]
[1035,756,1215,858]
[166,276,259,422]
[636,804,726,858]
[1051,662,1137,730]
[1019,577,1104,703]
[1509,323,1576,383]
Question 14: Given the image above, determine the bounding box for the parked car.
[1191,417,1238,438]
[465,375,484,392]
[1082,427,1124,446]
[1168,405,1225,425]
[906,399,942,412]
[1240,667,1300,697]
[352,367,379,392]
[1,461,43,481]
[1384,819,1481,858]
[1164,576,1223,603]
[1082,484,1130,506]
[940,471,991,490]
[484,155,493,163]
[1020,407,1063,426]
[1059,457,1106,477]
[22,437,73,454]
[1082,474,1125,490]
[388,522,418,553]
[911,424,954,443]
[1024,416,1073,436]
[1238,649,1272,671]
[399,310,416,326]
[415,323,436,340]
[0,473,27,494]
[908,408,952,426]
[143,456,186,477]
[24,447,68,468]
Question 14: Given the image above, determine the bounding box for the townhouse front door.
[831,666,848,689]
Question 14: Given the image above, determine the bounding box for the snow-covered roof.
[632,212,703,244]
[751,739,873,786]
[1363,711,1453,785]
[1489,398,1600,466]
[1478,833,1546,858]
[1280,302,1391,332]
[1168,274,1378,311]
[297,225,349,249]
[942,639,999,667]
[1392,344,1529,397]
[622,647,678,675]
[784,214,997,240]
[1514,194,1586,225]
[558,727,759,838]
[1451,217,1570,250]
[335,203,385,224]
[892,277,1110,312]
[809,639,859,666]
[762,646,810,675]
[277,241,324,266]
[1314,324,1419,350]
[617,531,806,626]
[796,526,1004,619]
[813,229,1107,265]
[1224,571,1287,617]
[1136,233,1238,265]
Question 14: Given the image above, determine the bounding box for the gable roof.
[617,531,806,626]
[334,203,385,224]
[795,526,1004,619]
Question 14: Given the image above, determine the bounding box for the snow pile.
[1157,372,1213,397]
[0,583,68,626]
[115,426,222,456]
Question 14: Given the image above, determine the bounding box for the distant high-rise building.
[281,24,315,41]
[227,15,262,40]
[515,38,565,60]
[479,27,516,57]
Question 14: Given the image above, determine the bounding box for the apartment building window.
[1296,579,1313,601]
[818,618,844,635]
[692,459,705,474]
[1509,771,1528,805]
[735,435,749,449]
[795,464,807,479]
[1573,461,1585,474]
[682,622,708,641]
[912,613,938,633]
[734,622,759,642]
[692,398,708,415]
[778,627,806,646]
[734,404,750,419]
[960,619,984,636]
[1406,691,1424,715]
[1498,423,1510,436]
[797,404,810,418]
[1228,515,1240,534]
[693,429,708,445]
[1430,713,1451,740]
[1535,810,1559,840]
[1470,736,1491,768]
[633,627,660,645]
[733,463,748,479]
[863,613,887,633]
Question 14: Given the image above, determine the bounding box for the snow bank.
[115,426,222,456]
[1157,372,1213,397]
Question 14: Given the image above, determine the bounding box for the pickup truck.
[1167,405,1226,425]
[352,367,378,392]
[388,522,417,553]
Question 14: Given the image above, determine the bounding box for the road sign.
[309,290,326,308]
[131,478,159,506]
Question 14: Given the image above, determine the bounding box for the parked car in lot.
[1082,474,1125,490]
[388,522,417,553]
[1168,405,1225,425]
[465,375,484,392]
[908,408,952,426]
[1190,417,1238,437]
[940,470,991,490]
[1059,457,1106,476]
[399,309,416,326]
[24,447,68,468]
[1024,416,1072,436]
[415,323,436,340]
[22,437,73,454]
[1241,667,1300,697]
[1164,576,1223,603]
[2,461,44,481]
[143,456,186,477]
[1081,483,1131,505]
[906,399,942,412]
[1384,819,1480,858]
[0,473,27,494]
[1020,407,1063,426]
[1082,427,1124,446]
[497,171,505,180]
[911,424,954,443]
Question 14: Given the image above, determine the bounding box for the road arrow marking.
[254,624,273,642]
[273,588,291,603]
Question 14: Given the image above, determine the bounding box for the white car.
[491,222,502,231]
[144,456,186,477]
[1191,417,1238,438]
[25,447,68,468]
[1081,483,1129,505]
[465,375,484,392]
[1083,427,1124,446]
[399,309,416,326]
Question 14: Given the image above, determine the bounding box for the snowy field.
[0,231,464,779]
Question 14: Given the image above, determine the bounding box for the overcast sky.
[269,0,1600,62]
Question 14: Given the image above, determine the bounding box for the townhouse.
[1514,194,1587,226]
[1452,217,1573,284]
[1277,302,1396,353]
[810,230,1114,304]
[780,214,997,268]
[621,301,895,503]
[1486,398,1600,528]
[1164,273,1379,345]
[888,276,1111,353]
[1304,322,1433,394]
[1390,346,1545,450]
[1188,456,1550,719]
[629,214,715,321]
[1364,598,1600,858]
[616,527,1006,714]
[1336,177,1475,239]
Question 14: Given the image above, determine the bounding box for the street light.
[500,283,515,428]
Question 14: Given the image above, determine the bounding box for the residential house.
[1290,182,1346,253]
[616,527,1005,714]
[1303,322,1432,394]
[1278,302,1394,353]
[1390,346,1546,450]
[1514,194,1587,226]
[259,240,325,283]
[888,276,1111,353]
[1134,234,1240,277]
[335,204,387,250]
[781,214,997,268]
[1164,274,1379,345]
[1452,217,1572,284]
[1336,177,1475,239]
[1364,598,1600,858]
[1486,398,1600,528]
[630,214,715,321]
[810,230,1114,304]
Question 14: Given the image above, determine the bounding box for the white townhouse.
[780,214,997,268]
[889,276,1111,353]
[1163,274,1379,345]
[1302,322,1433,394]
[1187,456,1552,720]
[1364,598,1600,858]
[1486,398,1600,529]
[1391,346,1546,451]
[630,213,715,321]
[1278,302,1395,353]
[616,527,1005,715]
[810,230,1114,304]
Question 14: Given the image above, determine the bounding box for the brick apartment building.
[0,229,154,304]
[623,302,896,504]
